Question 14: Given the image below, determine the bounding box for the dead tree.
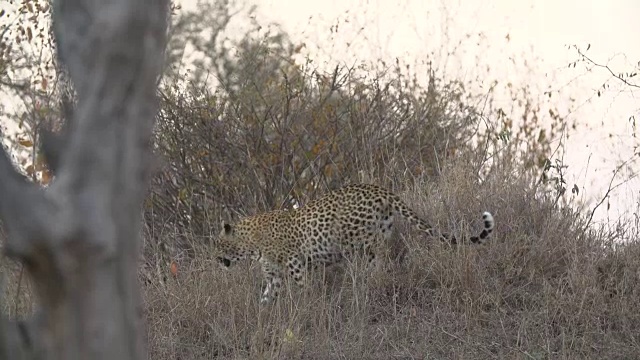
[0,0,169,359]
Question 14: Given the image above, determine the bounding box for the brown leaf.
[40,169,52,185]
[18,138,33,147]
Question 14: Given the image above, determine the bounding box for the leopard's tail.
[390,195,494,244]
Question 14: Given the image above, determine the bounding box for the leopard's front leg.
[260,259,283,304]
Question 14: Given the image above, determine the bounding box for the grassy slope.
[141,172,640,360]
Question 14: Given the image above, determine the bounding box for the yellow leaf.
[283,328,301,343]
[178,188,188,201]
[18,138,33,147]
[284,329,295,342]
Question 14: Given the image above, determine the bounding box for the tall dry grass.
[141,160,640,359]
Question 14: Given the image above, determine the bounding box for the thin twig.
[573,46,640,90]
[584,157,639,230]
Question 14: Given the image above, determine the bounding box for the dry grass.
[4,164,638,359]
[2,168,639,359]
[4,6,619,358]
[139,170,640,360]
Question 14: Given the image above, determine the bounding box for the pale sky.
[2,0,637,227]
[177,0,638,227]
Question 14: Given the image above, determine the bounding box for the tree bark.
[0,0,168,359]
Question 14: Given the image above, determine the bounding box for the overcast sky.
[177,0,637,226]
[2,0,637,227]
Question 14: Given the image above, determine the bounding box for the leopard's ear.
[221,221,234,235]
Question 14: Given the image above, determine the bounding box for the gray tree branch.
[0,0,169,359]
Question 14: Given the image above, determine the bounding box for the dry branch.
[0,0,169,359]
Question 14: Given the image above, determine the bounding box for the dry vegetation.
[140,166,640,359]
[2,2,640,359]
[138,24,640,358]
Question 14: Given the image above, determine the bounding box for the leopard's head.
[212,222,250,269]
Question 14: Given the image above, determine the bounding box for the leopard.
[213,183,494,304]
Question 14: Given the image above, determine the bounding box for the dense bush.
[147,58,493,255]
[2,1,639,359]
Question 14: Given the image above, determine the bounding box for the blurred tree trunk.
[0,0,168,359]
